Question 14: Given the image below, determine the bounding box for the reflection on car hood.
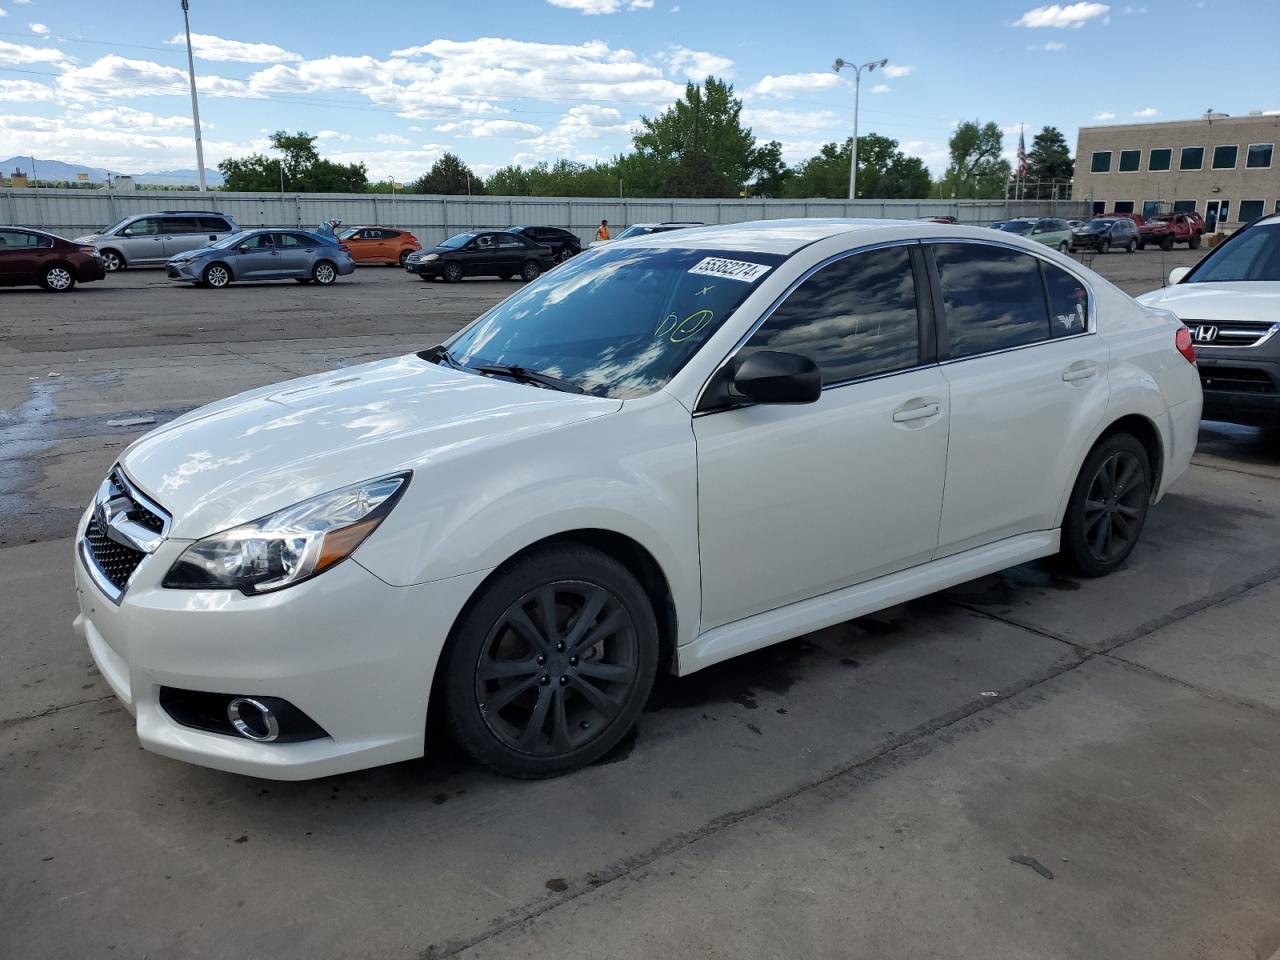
[119,355,621,539]
[1135,282,1280,321]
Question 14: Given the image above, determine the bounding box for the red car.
[0,226,106,292]
[1139,212,1205,251]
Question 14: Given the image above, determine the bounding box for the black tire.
[1160,235,1174,252]
[521,259,541,282]
[1126,238,1137,253]
[312,260,338,285]
[440,544,659,779]
[442,261,463,283]
[497,273,513,281]
[1137,240,1146,251]
[398,250,411,268]
[1190,232,1202,249]
[1060,433,1152,577]
[100,249,124,272]
[557,248,577,264]
[40,264,76,292]
[1057,241,1069,254]
[202,261,231,288]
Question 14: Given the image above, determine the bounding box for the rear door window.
[740,244,921,385]
[933,243,1050,358]
[198,217,232,232]
[1042,262,1089,337]
[162,217,200,235]
[0,229,39,248]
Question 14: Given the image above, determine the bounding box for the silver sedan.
[166,229,356,288]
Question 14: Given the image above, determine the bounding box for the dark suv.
[1137,213,1280,426]
[508,226,582,263]
[1070,217,1139,253]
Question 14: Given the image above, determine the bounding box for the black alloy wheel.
[1061,433,1151,577]
[442,261,463,283]
[521,260,541,282]
[442,544,658,778]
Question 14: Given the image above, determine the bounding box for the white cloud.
[372,133,411,145]
[55,55,258,101]
[871,83,891,93]
[1093,111,1116,120]
[749,72,844,99]
[1014,2,1110,27]
[671,4,680,9]
[29,21,48,34]
[0,78,54,100]
[315,129,351,142]
[545,0,626,11]
[1045,41,1066,50]
[742,108,840,137]
[519,103,636,156]
[1121,4,1147,11]
[661,45,733,79]
[166,32,301,64]
[1132,106,1157,117]
[0,6,6,15]
[881,63,915,77]
[0,38,69,65]
[82,105,193,130]
[629,0,655,7]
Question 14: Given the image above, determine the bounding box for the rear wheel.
[521,259,541,282]
[1126,238,1137,253]
[202,262,231,288]
[442,261,463,283]
[398,250,411,268]
[1160,235,1174,252]
[1060,433,1151,577]
[1189,232,1202,249]
[312,260,337,285]
[1057,241,1069,253]
[100,249,124,272]
[40,264,75,292]
[441,544,659,779]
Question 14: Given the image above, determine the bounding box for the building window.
[1180,146,1204,170]
[1148,148,1172,171]
[1142,200,1162,219]
[1090,151,1112,173]
[1091,201,1105,215]
[1113,201,1135,214]
[1117,150,1140,172]
[1219,201,1230,223]
[1172,199,1197,213]
[1212,145,1239,169]
[1246,144,1274,169]
[1238,200,1265,223]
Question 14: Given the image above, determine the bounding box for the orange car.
[337,226,421,267]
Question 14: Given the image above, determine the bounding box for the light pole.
[832,57,887,201]
[180,0,207,192]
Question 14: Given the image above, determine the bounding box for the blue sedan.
[166,229,356,288]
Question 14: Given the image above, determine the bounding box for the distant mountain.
[1,156,224,187]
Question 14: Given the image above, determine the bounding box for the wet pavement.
[3,253,1280,959]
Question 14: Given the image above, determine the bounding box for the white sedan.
[74,219,1202,781]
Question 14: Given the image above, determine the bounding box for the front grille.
[1199,366,1278,394]
[84,515,146,589]
[1184,320,1279,349]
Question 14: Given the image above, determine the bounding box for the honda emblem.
[1193,324,1219,343]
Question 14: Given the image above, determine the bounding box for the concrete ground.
[4,246,1280,959]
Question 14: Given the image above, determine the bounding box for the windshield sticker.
[688,257,772,283]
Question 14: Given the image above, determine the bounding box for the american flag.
[1017,126,1030,179]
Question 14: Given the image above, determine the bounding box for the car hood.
[1135,282,1280,321]
[73,233,105,244]
[118,354,622,539]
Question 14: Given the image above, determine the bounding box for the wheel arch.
[99,246,126,267]
[204,259,234,281]
[1057,411,1166,526]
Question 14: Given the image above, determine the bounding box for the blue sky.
[1,0,1277,181]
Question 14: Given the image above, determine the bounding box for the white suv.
[73,219,1202,780]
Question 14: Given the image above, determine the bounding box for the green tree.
[412,153,485,195]
[783,135,932,199]
[486,164,531,196]
[941,120,1010,199]
[217,130,368,193]
[748,140,790,197]
[628,77,756,197]
[1026,125,1073,199]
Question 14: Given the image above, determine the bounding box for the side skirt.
[677,530,1060,676]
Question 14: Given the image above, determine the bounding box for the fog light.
[227,697,280,742]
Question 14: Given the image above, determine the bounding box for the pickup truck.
[1138,212,1205,251]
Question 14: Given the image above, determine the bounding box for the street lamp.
[180,0,207,192]
[832,56,887,201]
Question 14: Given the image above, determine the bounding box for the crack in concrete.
[0,694,114,731]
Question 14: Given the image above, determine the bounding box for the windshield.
[443,246,783,399]
[439,233,476,249]
[1089,219,1116,231]
[999,221,1034,235]
[100,217,132,235]
[207,231,253,249]
[1187,223,1280,283]
[614,225,654,241]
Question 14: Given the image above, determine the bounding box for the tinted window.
[741,245,920,386]
[1238,200,1265,223]
[1118,150,1141,172]
[1090,151,1112,173]
[126,218,161,236]
[1212,144,1238,169]
[496,233,525,249]
[1043,262,1089,338]
[440,233,476,250]
[0,229,39,248]
[1149,148,1172,171]
[278,233,314,248]
[198,217,232,232]
[161,217,199,234]
[1113,201,1135,214]
[1246,144,1273,169]
[1180,146,1204,170]
[241,233,275,250]
[933,244,1049,359]
[474,234,496,250]
[1173,200,1197,213]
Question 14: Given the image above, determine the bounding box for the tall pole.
[849,70,860,201]
[180,0,207,192]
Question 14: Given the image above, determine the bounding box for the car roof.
[616,218,924,255]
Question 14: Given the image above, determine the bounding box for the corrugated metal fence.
[2,188,1090,244]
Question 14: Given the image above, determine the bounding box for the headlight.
[162,473,410,594]
[422,253,439,261]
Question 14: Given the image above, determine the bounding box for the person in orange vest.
[596,219,610,242]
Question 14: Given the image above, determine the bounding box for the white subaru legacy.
[73,219,1202,780]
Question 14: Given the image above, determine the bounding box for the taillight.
[337,244,351,253]
[1175,327,1196,364]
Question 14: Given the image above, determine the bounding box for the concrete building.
[1074,112,1280,228]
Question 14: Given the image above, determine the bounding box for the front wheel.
[1058,241,1069,253]
[312,260,337,285]
[398,250,412,268]
[1060,433,1151,577]
[100,249,124,272]
[1160,236,1174,252]
[1126,239,1137,253]
[40,264,76,292]
[442,261,463,283]
[521,259,542,282]
[441,544,659,778]
[1137,240,1146,250]
[1189,232,1202,249]
[202,262,231,288]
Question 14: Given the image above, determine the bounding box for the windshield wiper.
[418,344,463,370]
[472,363,585,394]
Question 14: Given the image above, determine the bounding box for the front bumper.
[1197,357,1280,426]
[73,515,490,780]
[404,259,439,276]
[166,260,203,282]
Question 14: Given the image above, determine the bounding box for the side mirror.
[730,351,822,405]
[120,228,133,237]
[1168,266,1191,285]
[237,245,250,254]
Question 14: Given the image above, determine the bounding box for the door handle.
[892,399,942,423]
[1062,361,1098,383]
